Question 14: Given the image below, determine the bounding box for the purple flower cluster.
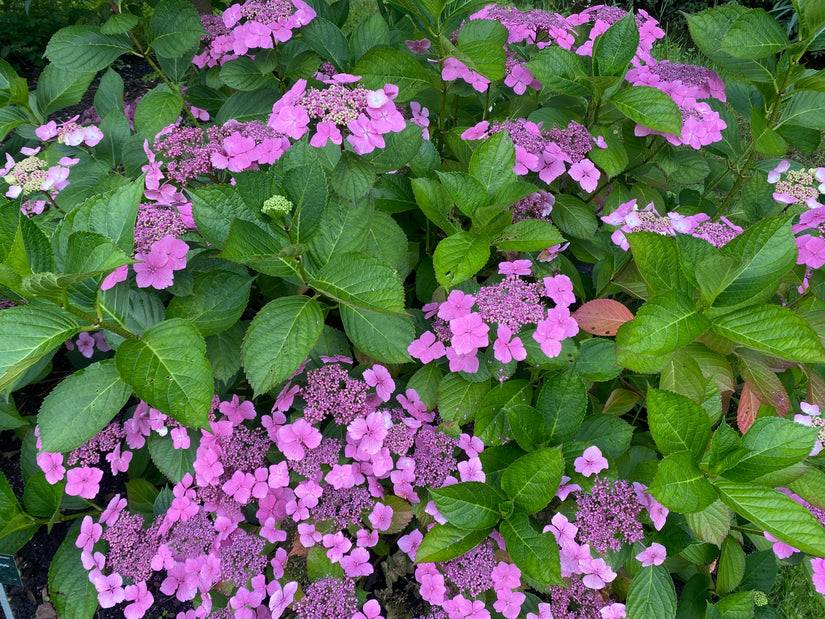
[193,0,317,68]
[626,60,728,149]
[268,78,407,154]
[602,198,743,250]
[470,4,576,49]
[461,119,605,192]
[569,5,664,67]
[575,477,645,553]
[409,266,578,374]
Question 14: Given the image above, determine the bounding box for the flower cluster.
[66,331,111,359]
[409,264,578,378]
[626,60,728,149]
[470,4,576,49]
[193,0,317,68]
[1,147,76,205]
[462,118,606,192]
[268,78,406,154]
[601,198,743,250]
[35,116,104,147]
[441,57,490,93]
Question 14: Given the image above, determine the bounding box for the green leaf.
[0,399,26,431]
[525,46,589,96]
[616,292,711,370]
[433,232,490,289]
[351,48,431,102]
[469,132,516,195]
[593,13,640,76]
[215,88,279,125]
[535,370,587,444]
[190,184,269,247]
[436,171,489,218]
[147,432,200,482]
[45,25,133,73]
[719,9,790,59]
[714,480,825,556]
[685,499,732,547]
[406,363,443,411]
[38,360,131,453]
[716,536,745,594]
[219,57,278,91]
[301,17,350,70]
[339,305,413,363]
[166,269,253,337]
[647,388,712,461]
[0,58,28,107]
[330,152,375,202]
[499,513,561,586]
[572,414,633,458]
[126,478,159,517]
[501,447,563,514]
[494,219,565,252]
[610,86,683,136]
[361,211,409,276]
[205,321,245,384]
[0,299,84,391]
[437,372,490,423]
[626,565,677,619]
[710,305,824,362]
[751,108,787,155]
[307,193,374,268]
[100,13,139,34]
[133,85,183,140]
[708,423,748,476]
[350,12,390,61]
[64,230,134,276]
[411,178,460,236]
[722,417,818,482]
[49,521,99,619]
[311,252,404,313]
[23,471,63,518]
[475,380,532,446]
[415,524,492,563]
[506,405,548,451]
[715,217,797,308]
[788,466,825,511]
[628,231,688,294]
[431,482,504,530]
[114,319,213,427]
[362,123,423,174]
[649,451,718,513]
[148,0,205,58]
[242,296,324,395]
[0,106,32,142]
[552,194,598,239]
[217,219,299,279]
[35,65,96,117]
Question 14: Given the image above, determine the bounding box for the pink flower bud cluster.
[1,147,76,204]
[601,198,742,250]
[193,0,317,68]
[268,79,407,154]
[569,5,664,67]
[767,159,825,209]
[626,60,728,149]
[461,119,604,192]
[409,267,578,376]
[35,115,104,147]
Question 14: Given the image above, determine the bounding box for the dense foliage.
[2,0,825,618]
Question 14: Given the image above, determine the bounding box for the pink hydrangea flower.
[498,259,532,276]
[574,446,608,477]
[65,466,103,499]
[363,364,395,402]
[492,324,526,364]
[36,452,65,484]
[408,331,447,363]
[123,581,153,619]
[636,542,667,567]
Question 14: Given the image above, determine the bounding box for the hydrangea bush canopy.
[2,0,825,618]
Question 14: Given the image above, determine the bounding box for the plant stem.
[62,302,139,340]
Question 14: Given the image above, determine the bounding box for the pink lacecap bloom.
[438,289,476,321]
[446,345,480,373]
[764,532,798,559]
[37,451,65,484]
[93,571,125,609]
[363,364,395,402]
[449,312,489,355]
[574,445,608,477]
[812,557,825,595]
[408,331,447,364]
[123,581,154,619]
[498,259,532,276]
[493,324,526,364]
[341,547,374,578]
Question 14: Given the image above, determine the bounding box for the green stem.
[62,302,139,340]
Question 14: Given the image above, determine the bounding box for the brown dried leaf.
[737,382,761,433]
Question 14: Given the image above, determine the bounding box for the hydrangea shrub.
[1,0,825,618]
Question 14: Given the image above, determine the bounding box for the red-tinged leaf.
[737,351,790,418]
[737,383,760,433]
[805,368,825,411]
[572,299,635,336]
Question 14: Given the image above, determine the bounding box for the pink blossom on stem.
[363,364,395,402]
[65,466,103,499]
[574,446,608,477]
[636,542,667,566]
[408,331,447,363]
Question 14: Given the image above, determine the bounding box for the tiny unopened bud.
[262,194,293,219]
[752,591,768,606]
